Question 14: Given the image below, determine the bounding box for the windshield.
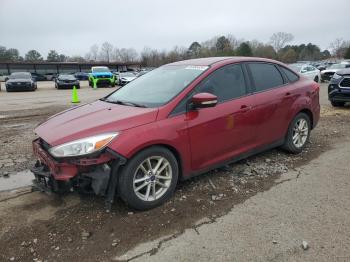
[329,64,345,69]
[289,64,303,72]
[58,75,76,80]
[92,67,110,72]
[9,73,31,79]
[105,65,208,108]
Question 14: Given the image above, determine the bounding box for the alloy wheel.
[133,156,172,201]
[292,118,309,148]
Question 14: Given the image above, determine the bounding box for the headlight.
[332,73,342,80]
[49,133,118,157]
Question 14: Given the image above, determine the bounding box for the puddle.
[0,170,34,192]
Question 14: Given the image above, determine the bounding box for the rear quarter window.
[248,63,284,92]
[280,66,300,83]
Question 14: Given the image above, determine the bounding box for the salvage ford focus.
[32,57,320,210]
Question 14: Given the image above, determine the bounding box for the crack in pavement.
[119,217,217,262]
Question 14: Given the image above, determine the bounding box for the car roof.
[11,72,31,75]
[167,56,282,66]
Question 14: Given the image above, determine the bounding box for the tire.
[118,146,179,210]
[330,101,345,107]
[282,112,311,154]
[314,76,319,83]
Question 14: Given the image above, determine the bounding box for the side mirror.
[301,69,307,73]
[191,92,218,109]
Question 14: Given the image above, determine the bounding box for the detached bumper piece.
[31,138,126,211]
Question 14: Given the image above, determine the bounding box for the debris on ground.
[302,240,309,250]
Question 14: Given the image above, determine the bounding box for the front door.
[186,64,256,171]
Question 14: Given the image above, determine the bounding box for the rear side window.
[248,63,284,92]
[280,66,299,83]
[196,64,247,103]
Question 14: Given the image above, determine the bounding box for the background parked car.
[44,73,57,81]
[289,63,321,82]
[31,72,47,81]
[118,72,137,86]
[55,74,80,89]
[321,62,350,82]
[0,73,9,82]
[74,72,89,80]
[328,68,350,107]
[5,72,37,92]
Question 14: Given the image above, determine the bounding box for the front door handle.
[239,105,251,112]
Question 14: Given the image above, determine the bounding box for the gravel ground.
[0,83,349,261]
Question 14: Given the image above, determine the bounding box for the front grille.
[324,72,334,76]
[64,80,75,83]
[340,77,350,88]
[97,75,109,79]
[97,79,110,86]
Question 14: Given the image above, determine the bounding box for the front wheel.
[282,113,311,154]
[118,146,179,210]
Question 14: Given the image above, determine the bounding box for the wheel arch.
[126,143,184,180]
[298,108,314,129]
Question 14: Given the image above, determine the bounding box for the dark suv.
[328,68,350,107]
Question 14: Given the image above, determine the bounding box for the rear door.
[246,62,296,147]
[186,63,256,171]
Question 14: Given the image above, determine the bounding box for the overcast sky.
[0,0,349,57]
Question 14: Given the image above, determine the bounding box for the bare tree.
[100,42,114,62]
[270,32,294,51]
[117,48,138,63]
[89,44,99,61]
[329,38,349,59]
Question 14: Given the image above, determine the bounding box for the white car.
[321,62,350,82]
[118,72,137,86]
[289,63,321,83]
[0,73,9,82]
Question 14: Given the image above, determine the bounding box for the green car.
[88,66,116,88]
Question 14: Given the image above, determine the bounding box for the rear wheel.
[118,146,178,210]
[282,113,311,154]
[330,101,345,107]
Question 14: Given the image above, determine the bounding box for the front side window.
[196,64,247,103]
[248,63,284,92]
[105,65,208,108]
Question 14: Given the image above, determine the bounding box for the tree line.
[1,32,349,67]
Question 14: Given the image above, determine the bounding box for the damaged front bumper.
[31,138,126,210]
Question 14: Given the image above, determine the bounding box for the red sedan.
[32,57,320,210]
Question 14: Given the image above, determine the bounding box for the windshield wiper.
[100,98,147,108]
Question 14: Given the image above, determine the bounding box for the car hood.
[322,69,341,74]
[35,100,159,146]
[90,72,113,77]
[336,68,350,76]
[121,76,136,81]
[7,78,32,83]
